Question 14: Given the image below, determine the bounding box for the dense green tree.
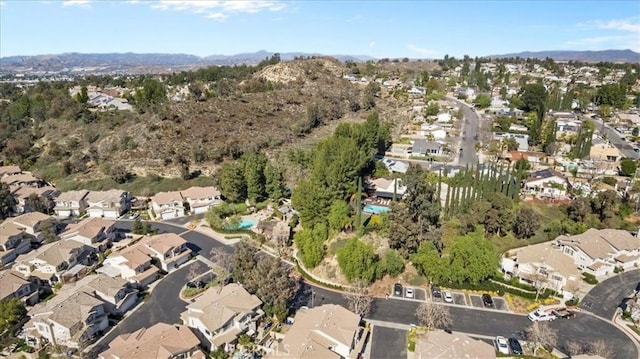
[513,206,541,239]
[619,158,637,177]
[519,83,548,121]
[595,83,627,109]
[328,200,353,233]
[132,217,144,234]
[264,163,286,201]
[26,193,52,214]
[447,228,499,284]
[0,298,26,333]
[134,78,167,108]
[219,162,247,202]
[294,226,326,268]
[513,158,532,182]
[231,240,258,286]
[484,193,514,236]
[502,137,519,152]
[337,237,378,283]
[411,241,448,283]
[246,256,297,308]
[473,94,491,109]
[0,183,16,220]
[39,218,58,243]
[591,190,621,224]
[291,179,330,227]
[378,250,405,278]
[241,152,267,203]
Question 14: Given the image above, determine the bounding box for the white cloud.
[407,44,438,56]
[369,41,376,48]
[62,0,91,7]
[151,0,285,20]
[595,19,640,33]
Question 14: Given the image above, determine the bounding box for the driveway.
[580,269,640,319]
[94,261,208,352]
[370,326,407,359]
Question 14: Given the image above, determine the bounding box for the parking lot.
[391,284,426,300]
[469,294,510,311]
[452,292,466,306]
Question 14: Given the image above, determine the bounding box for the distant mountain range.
[0,50,375,73]
[1,49,637,75]
[489,49,640,63]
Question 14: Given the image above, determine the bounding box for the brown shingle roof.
[99,323,202,359]
[12,212,52,229]
[151,191,183,205]
[180,186,220,200]
[0,270,29,300]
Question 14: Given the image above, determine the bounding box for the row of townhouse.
[150,186,222,219]
[0,212,55,265]
[502,228,640,298]
[97,232,192,287]
[24,273,138,349]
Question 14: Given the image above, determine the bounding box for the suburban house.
[137,233,191,272]
[26,289,109,349]
[181,283,263,352]
[388,143,413,157]
[10,212,54,243]
[590,142,622,162]
[368,178,407,199]
[523,169,569,198]
[414,330,496,359]
[382,158,409,174]
[1,172,43,189]
[556,119,581,139]
[97,240,160,288]
[59,218,116,253]
[0,269,40,305]
[150,191,185,220]
[98,323,206,359]
[502,242,582,298]
[0,165,22,177]
[494,133,529,151]
[255,220,291,248]
[0,219,33,265]
[13,239,89,284]
[10,185,58,214]
[180,186,222,214]
[54,190,89,218]
[269,304,365,359]
[555,228,640,277]
[418,124,447,140]
[85,190,131,218]
[412,139,444,156]
[76,274,138,315]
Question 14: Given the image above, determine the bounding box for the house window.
[551,275,563,282]
[564,248,574,256]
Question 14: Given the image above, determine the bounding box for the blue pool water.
[225,217,255,230]
[363,204,390,214]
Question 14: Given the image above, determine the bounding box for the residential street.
[102,220,637,359]
[447,97,480,166]
[588,117,640,160]
[580,269,640,319]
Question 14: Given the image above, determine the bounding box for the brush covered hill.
[0,57,393,193]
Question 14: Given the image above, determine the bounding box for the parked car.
[552,308,576,319]
[508,337,523,355]
[394,283,403,296]
[432,285,442,300]
[482,294,494,307]
[128,213,139,219]
[443,291,453,303]
[495,336,510,355]
[528,309,556,322]
[406,287,414,298]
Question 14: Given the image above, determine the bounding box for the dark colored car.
[508,337,523,355]
[394,283,403,296]
[431,285,442,300]
[552,309,576,319]
[482,293,494,307]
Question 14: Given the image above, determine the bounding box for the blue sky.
[1,0,639,58]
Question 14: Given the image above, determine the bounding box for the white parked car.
[528,309,556,322]
[405,287,414,298]
[495,336,510,355]
[443,291,453,303]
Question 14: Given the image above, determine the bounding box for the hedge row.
[443,280,557,300]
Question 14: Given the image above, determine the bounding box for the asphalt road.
[447,97,480,167]
[104,220,637,359]
[370,327,407,359]
[588,117,640,160]
[580,269,640,320]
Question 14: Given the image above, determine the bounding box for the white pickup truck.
[527,309,557,322]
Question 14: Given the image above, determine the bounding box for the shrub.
[565,298,579,307]
[582,272,599,285]
[614,266,625,274]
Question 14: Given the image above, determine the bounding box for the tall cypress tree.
[355,177,362,228]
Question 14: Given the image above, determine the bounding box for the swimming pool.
[225,217,256,230]
[363,204,390,214]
